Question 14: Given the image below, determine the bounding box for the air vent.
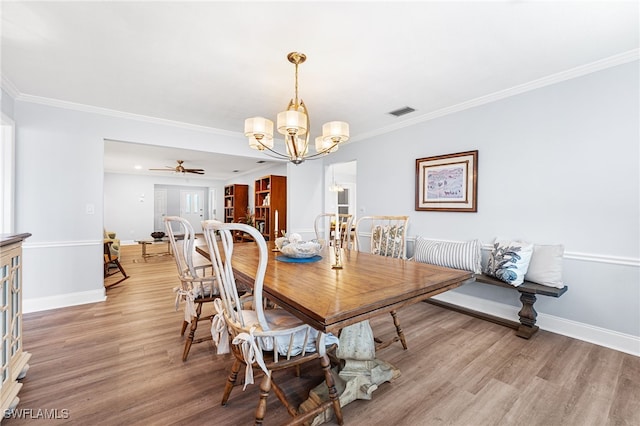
[388,106,416,117]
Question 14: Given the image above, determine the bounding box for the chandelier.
[244,52,349,165]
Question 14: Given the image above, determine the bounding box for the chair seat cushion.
[192,281,217,298]
[241,309,338,356]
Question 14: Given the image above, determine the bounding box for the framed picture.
[415,150,478,212]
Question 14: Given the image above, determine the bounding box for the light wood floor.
[6,244,639,425]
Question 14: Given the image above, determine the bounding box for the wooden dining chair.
[354,215,410,350]
[164,216,217,361]
[201,220,344,426]
[314,213,353,249]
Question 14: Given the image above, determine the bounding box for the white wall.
[104,173,222,242]
[10,100,268,311]
[328,61,639,354]
[104,161,291,252]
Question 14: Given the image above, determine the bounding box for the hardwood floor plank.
[4,244,638,425]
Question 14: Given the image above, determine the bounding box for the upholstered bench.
[414,236,568,339]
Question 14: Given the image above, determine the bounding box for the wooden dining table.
[196,241,473,423]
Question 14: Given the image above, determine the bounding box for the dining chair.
[164,216,217,361]
[354,215,410,350]
[201,220,344,426]
[314,213,353,249]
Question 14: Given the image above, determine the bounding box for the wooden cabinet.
[254,175,287,241]
[224,184,249,224]
[1,233,32,416]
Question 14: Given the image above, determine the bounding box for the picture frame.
[415,150,478,212]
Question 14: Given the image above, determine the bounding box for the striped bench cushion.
[414,236,482,274]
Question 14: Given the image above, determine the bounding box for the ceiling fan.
[149,160,205,175]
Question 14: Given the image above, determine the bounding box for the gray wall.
[327,61,639,352]
[5,61,639,354]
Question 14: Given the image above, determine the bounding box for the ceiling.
[2,1,638,180]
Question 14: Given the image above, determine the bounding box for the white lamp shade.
[244,117,274,138]
[321,121,349,143]
[277,110,308,136]
[249,135,274,150]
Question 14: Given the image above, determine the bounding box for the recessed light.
[134,165,142,170]
[256,160,266,164]
[233,170,239,173]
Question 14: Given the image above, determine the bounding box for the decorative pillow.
[413,236,482,274]
[485,239,533,286]
[525,244,565,288]
[372,225,405,258]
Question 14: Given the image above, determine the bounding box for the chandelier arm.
[302,141,341,161]
[255,140,295,160]
[286,133,300,159]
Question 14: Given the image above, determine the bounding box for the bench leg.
[516,292,539,339]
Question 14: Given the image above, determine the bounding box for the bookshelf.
[254,175,287,241]
[224,184,249,224]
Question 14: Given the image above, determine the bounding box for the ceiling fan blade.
[149,168,173,171]
[187,170,205,175]
[185,168,205,172]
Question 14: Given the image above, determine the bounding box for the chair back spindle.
[314,213,354,249]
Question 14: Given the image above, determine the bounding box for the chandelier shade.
[244,52,349,164]
[277,110,307,136]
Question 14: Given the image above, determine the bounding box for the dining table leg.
[298,320,400,425]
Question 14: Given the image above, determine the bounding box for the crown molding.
[350,49,640,143]
[12,91,245,138]
[3,49,637,143]
[0,75,20,98]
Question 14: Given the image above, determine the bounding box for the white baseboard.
[24,289,106,314]
[431,291,640,357]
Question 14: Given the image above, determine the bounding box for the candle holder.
[332,233,343,269]
[272,230,281,252]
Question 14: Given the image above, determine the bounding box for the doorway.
[325,161,357,218]
[180,189,205,233]
[154,184,209,235]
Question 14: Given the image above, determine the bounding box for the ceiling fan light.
[277,110,307,136]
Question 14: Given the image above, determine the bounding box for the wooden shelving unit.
[254,175,287,241]
[224,184,249,224]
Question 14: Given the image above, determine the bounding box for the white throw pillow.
[525,244,565,289]
[485,239,533,286]
[414,236,482,274]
